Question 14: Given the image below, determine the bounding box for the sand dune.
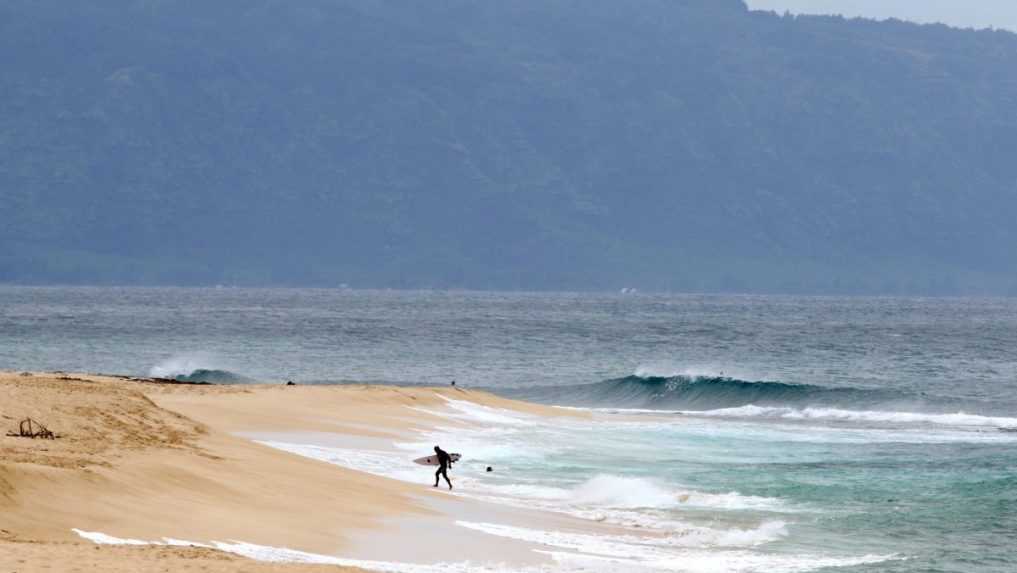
[0,372,572,571]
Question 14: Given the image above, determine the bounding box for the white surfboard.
[413,453,461,466]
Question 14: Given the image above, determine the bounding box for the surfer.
[433,445,454,490]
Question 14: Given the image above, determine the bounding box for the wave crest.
[149,354,250,383]
[519,373,899,411]
[512,372,1012,428]
[170,368,250,383]
[687,405,1017,429]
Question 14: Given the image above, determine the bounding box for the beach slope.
[1,372,560,571]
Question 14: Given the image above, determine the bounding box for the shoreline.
[0,371,595,572]
[2,370,925,572]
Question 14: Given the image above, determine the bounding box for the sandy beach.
[0,371,593,572]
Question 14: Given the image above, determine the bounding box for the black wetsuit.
[434,448,453,489]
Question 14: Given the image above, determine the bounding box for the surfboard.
[413,453,461,466]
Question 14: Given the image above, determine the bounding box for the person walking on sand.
[433,445,454,490]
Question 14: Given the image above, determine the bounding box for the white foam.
[564,475,786,512]
[256,441,424,482]
[411,397,539,427]
[707,520,789,547]
[258,434,790,535]
[672,489,787,512]
[548,549,894,573]
[72,530,548,573]
[471,482,574,501]
[447,478,793,536]
[75,528,832,573]
[457,522,893,572]
[457,520,671,559]
[632,364,766,382]
[148,352,226,378]
[686,405,1017,429]
[206,540,488,572]
[570,475,676,508]
[163,538,213,547]
[73,529,150,545]
[394,433,539,461]
[462,518,787,550]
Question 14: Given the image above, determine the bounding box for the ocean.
[3,287,1016,572]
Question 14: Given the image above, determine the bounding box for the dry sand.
[0,541,366,573]
[0,372,582,572]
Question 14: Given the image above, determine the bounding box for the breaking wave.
[515,374,904,410]
[149,354,251,383]
[169,368,251,383]
[512,373,1013,428]
[684,405,1017,429]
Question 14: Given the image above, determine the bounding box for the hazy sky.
[746,0,1017,32]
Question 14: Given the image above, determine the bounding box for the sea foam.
[686,405,1017,428]
[455,522,892,572]
[148,352,219,378]
[569,475,682,508]
[73,527,894,573]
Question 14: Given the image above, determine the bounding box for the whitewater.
[171,396,906,572]
[3,287,1016,572]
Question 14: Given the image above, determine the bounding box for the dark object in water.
[286,380,296,386]
[486,466,493,472]
[6,418,57,440]
[451,380,456,386]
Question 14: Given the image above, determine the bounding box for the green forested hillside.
[2,0,1017,293]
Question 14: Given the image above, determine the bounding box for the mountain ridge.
[2,1,1016,294]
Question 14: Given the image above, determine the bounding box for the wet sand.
[0,371,596,572]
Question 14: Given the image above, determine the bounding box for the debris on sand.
[7,417,58,440]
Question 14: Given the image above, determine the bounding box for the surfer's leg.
[442,468,452,490]
[434,467,440,487]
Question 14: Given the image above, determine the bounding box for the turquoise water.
[403,400,1015,572]
[3,287,1016,571]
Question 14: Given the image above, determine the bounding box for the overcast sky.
[745,0,1017,32]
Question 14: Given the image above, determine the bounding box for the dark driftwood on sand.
[6,418,57,440]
